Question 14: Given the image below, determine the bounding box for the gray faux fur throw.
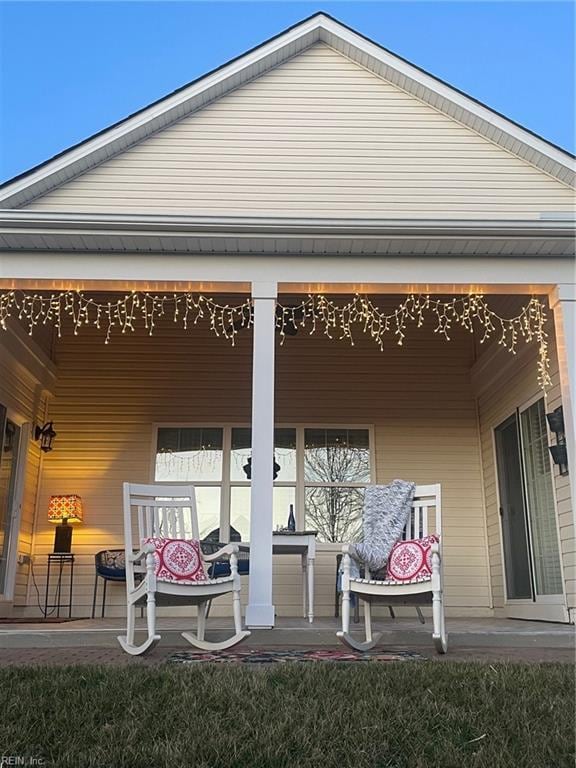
[349,480,416,577]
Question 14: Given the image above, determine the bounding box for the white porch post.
[551,284,576,518]
[245,281,277,628]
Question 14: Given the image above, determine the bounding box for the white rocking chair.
[117,482,250,655]
[337,484,447,654]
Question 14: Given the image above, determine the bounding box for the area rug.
[167,648,425,664]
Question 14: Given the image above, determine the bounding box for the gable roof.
[1,12,574,209]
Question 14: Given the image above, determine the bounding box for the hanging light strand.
[276,294,551,389]
[0,291,253,346]
[0,290,551,388]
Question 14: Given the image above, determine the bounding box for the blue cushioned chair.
[201,526,250,578]
[201,528,249,620]
[92,550,127,618]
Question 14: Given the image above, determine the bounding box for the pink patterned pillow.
[144,538,207,584]
[386,535,439,583]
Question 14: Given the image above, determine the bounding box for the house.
[0,13,574,628]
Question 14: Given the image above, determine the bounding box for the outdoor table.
[238,530,317,623]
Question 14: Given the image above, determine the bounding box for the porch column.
[245,281,277,628]
[551,284,576,518]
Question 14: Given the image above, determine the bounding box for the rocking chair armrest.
[202,543,239,563]
[430,542,441,559]
[129,542,156,562]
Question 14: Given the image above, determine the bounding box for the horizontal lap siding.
[25,297,491,618]
[25,44,573,218]
[475,300,574,614]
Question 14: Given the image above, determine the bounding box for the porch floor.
[0,617,573,664]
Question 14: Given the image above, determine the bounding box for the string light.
[0,290,551,389]
[156,449,221,478]
[0,291,252,346]
[276,294,551,389]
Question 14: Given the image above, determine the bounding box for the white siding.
[25,44,574,219]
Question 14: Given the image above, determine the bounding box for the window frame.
[151,422,375,544]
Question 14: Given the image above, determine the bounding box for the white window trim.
[150,422,375,544]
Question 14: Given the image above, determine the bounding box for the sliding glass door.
[494,398,565,621]
[495,414,533,601]
[519,400,563,598]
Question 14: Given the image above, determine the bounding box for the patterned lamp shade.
[48,495,83,524]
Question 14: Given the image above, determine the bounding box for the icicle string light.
[276,294,551,389]
[0,290,551,388]
[0,291,253,346]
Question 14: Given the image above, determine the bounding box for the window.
[155,427,223,539]
[154,425,372,543]
[229,427,297,541]
[304,429,370,543]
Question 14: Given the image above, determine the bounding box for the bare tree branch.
[304,443,368,542]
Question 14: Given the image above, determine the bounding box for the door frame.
[0,406,30,601]
[492,392,568,622]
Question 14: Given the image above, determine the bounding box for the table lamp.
[48,495,83,553]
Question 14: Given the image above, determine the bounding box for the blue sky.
[0,1,574,183]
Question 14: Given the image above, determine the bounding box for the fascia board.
[319,17,575,179]
[0,19,323,207]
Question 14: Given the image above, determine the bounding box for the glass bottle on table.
[287,504,296,532]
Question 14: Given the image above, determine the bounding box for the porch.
[0,616,573,664]
[1,279,574,630]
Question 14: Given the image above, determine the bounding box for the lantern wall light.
[547,406,569,476]
[35,421,57,452]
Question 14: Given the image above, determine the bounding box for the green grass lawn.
[0,662,573,768]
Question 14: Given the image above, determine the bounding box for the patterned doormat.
[167,648,425,664]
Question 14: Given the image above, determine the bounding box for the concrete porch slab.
[0,617,573,664]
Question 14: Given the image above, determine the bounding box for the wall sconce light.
[547,406,569,476]
[35,421,57,452]
[48,495,83,553]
